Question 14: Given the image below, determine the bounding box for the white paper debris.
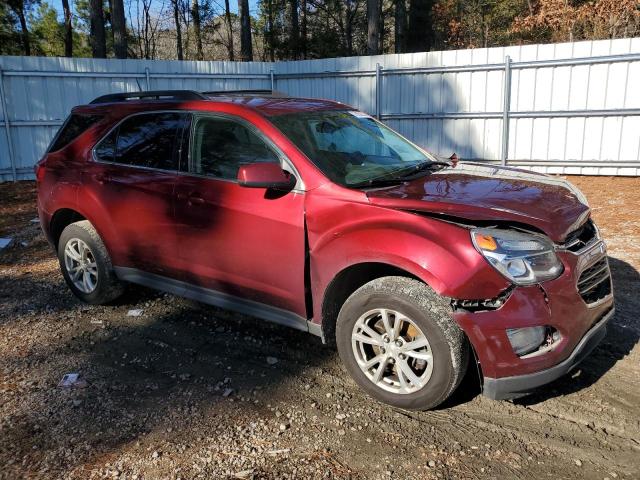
[267,448,290,455]
[58,373,88,388]
[266,356,279,365]
[127,309,144,317]
[0,238,13,250]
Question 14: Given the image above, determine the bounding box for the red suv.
[36,90,614,410]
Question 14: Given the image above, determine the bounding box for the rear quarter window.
[48,114,103,153]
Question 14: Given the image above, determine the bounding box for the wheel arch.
[49,208,87,248]
[320,262,426,344]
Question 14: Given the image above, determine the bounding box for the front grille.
[563,220,598,252]
[577,257,612,305]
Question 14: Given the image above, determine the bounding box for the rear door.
[83,111,189,277]
[174,113,307,318]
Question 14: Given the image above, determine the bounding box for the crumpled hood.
[365,162,590,242]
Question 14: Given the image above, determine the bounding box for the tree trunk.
[345,10,353,56]
[238,0,253,61]
[172,0,184,60]
[111,0,127,58]
[192,0,203,60]
[394,0,406,53]
[224,0,234,60]
[367,0,380,55]
[266,0,275,61]
[407,0,432,53]
[61,0,73,57]
[289,0,300,59]
[300,0,307,58]
[89,0,107,58]
[13,3,31,56]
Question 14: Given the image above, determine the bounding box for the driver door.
[174,113,307,318]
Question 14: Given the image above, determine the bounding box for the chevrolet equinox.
[36,90,614,410]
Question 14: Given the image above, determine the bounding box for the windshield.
[269,110,438,187]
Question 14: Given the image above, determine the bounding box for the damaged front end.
[447,217,614,400]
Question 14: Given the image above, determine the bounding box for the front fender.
[306,194,510,323]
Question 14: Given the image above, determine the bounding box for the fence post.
[270,69,275,92]
[0,68,17,182]
[375,63,382,119]
[145,67,151,91]
[501,55,512,165]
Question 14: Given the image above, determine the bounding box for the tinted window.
[191,116,280,180]
[94,129,116,162]
[49,114,103,152]
[114,113,187,170]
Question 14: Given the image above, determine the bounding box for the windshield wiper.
[347,160,451,189]
[348,178,407,189]
[398,160,450,178]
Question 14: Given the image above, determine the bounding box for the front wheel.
[336,276,468,410]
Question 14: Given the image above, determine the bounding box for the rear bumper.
[483,307,613,400]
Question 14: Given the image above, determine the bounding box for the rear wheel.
[57,220,124,305]
[336,276,468,410]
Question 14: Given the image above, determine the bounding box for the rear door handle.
[189,196,205,205]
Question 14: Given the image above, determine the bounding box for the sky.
[46,0,261,23]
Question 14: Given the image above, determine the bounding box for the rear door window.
[93,112,188,171]
[48,114,103,152]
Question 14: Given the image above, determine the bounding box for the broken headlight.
[471,228,563,285]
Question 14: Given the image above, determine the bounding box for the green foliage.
[0,1,24,55]
[30,2,65,55]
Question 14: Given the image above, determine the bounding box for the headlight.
[471,228,563,285]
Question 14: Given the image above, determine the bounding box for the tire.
[336,276,468,410]
[57,220,124,305]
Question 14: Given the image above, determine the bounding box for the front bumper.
[453,239,614,399]
[483,307,613,399]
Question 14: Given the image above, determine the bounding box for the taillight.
[35,162,45,182]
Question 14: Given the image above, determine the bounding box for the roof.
[202,95,348,116]
[84,90,349,117]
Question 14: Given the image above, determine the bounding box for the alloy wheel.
[64,238,98,294]
[351,308,434,394]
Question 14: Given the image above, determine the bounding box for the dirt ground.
[0,176,638,480]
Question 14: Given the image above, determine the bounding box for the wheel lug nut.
[399,354,406,360]
[383,337,390,343]
[389,358,395,364]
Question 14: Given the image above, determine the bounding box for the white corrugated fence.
[1,37,639,181]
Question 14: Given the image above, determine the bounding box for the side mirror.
[237,163,296,189]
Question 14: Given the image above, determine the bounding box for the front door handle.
[93,173,110,184]
[177,192,205,205]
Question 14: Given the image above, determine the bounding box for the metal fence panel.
[272,38,640,176]
[1,37,639,181]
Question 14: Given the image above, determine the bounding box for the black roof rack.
[90,90,206,104]
[203,89,275,96]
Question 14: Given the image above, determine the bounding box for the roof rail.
[90,90,206,104]
[203,89,275,96]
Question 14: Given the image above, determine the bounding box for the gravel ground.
[0,177,639,480]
